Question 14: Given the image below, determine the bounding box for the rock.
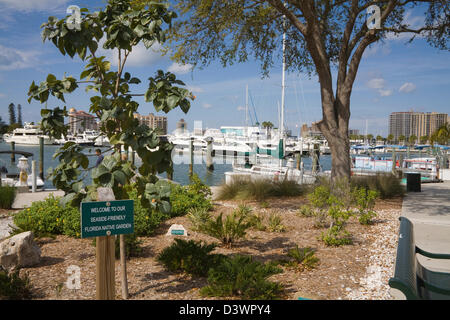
[0,231,41,271]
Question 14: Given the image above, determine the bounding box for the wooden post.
[96,235,115,300]
[206,138,214,171]
[96,188,116,300]
[167,163,173,181]
[39,137,44,181]
[10,141,15,164]
[189,137,194,177]
[296,152,301,170]
[31,160,37,193]
[119,234,128,299]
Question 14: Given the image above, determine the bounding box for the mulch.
[15,196,403,300]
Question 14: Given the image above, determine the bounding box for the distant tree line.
[0,103,23,134]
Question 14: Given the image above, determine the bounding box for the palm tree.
[387,134,394,144]
[261,121,274,139]
[398,135,406,145]
[366,134,373,144]
[430,123,450,145]
[408,135,417,146]
[376,135,383,141]
[420,135,428,145]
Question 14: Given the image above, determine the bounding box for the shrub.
[286,246,319,271]
[0,186,16,209]
[114,233,143,259]
[248,212,266,231]
[320,225,353,246]
[169,175,212,217]
[128,187,167,236]
[0,267,32,300]
[216,178,304,201]
[200,255,283,300]
[297,204,314,217]
[259,201,270,209]
[187,207,212,232]
[200,205,253,246]
[353,187,379,225]
[157,239,225,277]
[351,173,404,199]
[12,195,80,238]
[267,212,286,233]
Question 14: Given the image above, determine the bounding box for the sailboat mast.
[245,84,249,135]
[280,7,286,167]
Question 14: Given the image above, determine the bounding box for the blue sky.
[0,0,448,137]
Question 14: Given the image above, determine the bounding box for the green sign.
[81,200,134,238]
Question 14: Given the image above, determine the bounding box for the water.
[0,141,343,187]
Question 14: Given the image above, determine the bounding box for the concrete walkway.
[12,189,65,209]
[401,181,450,273]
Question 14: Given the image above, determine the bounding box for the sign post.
[81,192,134,300]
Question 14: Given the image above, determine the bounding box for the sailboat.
[230,16,317,184]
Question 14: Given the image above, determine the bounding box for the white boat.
[3,123,54,145]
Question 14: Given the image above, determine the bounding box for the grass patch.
[216,178,305,201]
[0,186,16,209]
[0,267,32,300]
[350,173,405,199]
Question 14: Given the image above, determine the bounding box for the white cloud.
[366,76,394,97]
[202,103,212,109]
[187,85,204,93]
[399,82,416,93]
[0,0,70,12]
[379,89,393,97]
[168,62,193,75]
[0,93,6,98]
[367,78,386,89]
[237,105,245,111]
[0,45,39,70]
[385,11,426,41]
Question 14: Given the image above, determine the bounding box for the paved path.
[401,181,450,271]
[12,189,65,209]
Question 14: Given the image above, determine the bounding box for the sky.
[0,0,449,137]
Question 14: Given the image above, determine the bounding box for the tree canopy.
[170,0,449,179]
[28,0,195,209]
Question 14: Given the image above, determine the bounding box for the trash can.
[406,172,421,192]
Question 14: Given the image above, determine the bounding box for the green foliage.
[28,0,194,209]
[114,233,143,259]
[286,246,319,271]
[12,195,80,238]
[351,174,404,199]
[248,211,266,231]
[187,207,212,232]
[0,186,16,209]
[200,205,253,246]
[0,267,32,300]
[320,226,353,247]
[259,201,270,209]
[200,255,283,300]
[217,178,305,201]
[130,188,167,236]
[157,239,225,277]
[267,212,286,233]
[353,188,379,225]
[297,204,314,217]
[169,175,212,216]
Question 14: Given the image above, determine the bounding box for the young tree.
[171,0,449,180]
[8,103,16,125]
[420,135,428,144]
[27,0,194,209]
[398,135,406,145]
[17,104,23,127]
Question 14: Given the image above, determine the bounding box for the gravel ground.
[345,209,401,300]
[0,211,15,240]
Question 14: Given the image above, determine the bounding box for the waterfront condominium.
[389,111,448,141]
[133,112,168,135]
[68,108,98,134]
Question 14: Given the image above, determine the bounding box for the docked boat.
[3,123,54,145]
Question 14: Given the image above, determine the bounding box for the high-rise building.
[389,111,448,141]
[134,112,167,135]
[68,108,98,134]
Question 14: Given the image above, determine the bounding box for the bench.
[389,217,450,300]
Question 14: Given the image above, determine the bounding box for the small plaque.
[166,224,188,236]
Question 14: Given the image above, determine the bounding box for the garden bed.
[11,196,403,300]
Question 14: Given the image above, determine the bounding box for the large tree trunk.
[316,96,351,182]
